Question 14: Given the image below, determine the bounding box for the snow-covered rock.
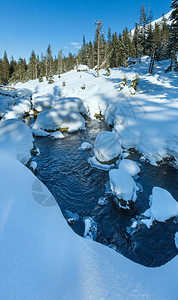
[76,64,89,72]
[31,128,50,137]
[16,88,32,98]
[94,131,121,163]
[32,93,58,112]
[33,97,86,132]
[146,187,178,223]
[118,159,140,177]
[109,169,137,205]
[0,119,33,165]
[0,153,178,300]
[88,156,114,171]
[3,97,31,120]
[79,142,93,150]
[50,131,64,139]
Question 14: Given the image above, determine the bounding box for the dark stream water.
[32,119,178,267]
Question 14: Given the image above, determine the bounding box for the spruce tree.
[169,0,178,65]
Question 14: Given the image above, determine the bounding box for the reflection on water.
[33,119,178,267]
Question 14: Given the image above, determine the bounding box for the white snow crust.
[0,119,33,164]
[0,153,177,300]
[94,131,121,163]
[109,169,137,203]
[119,159,140,176]
[148,187,178,222]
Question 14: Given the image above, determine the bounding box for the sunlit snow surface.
[13,56,178,166]
[0,153,177,300]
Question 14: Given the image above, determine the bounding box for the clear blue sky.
[0,0,172,61]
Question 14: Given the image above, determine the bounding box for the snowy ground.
[12,56,178,166]
[0,57,177,299]
[0,153,177,300]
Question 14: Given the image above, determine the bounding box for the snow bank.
[79,142,93,150]
[33,97,86,132]
[119,159,140,176]
[0,119,33,164]
[16,88,32,98]
[76,64,89,71]
[0,153,177,300]
[32,93,58,112]
[145,187,178,223]
[94,131,121,163]
[88,156,114,171]
[109,169,137,205]
[3,97,31,120]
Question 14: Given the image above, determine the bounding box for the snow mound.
[94,131,121,163]
[32,93,58,112]
[76,64,89,71]
[119,159,140,176]
[50,131,64,139]
[3,97,31,120]
[109,169,137,204]
[16,88,32,98]
[79,142,93,150]
[0,119,33,164]
[148,187,178,222]
[33,97,86,132]
[88,156,114,171]
[31,128,50,137]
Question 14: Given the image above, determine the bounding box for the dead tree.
[95,21,103,77]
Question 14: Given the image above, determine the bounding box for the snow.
[118,159,140,177]
[30,160,37,172]
[3,97,31,120]
[109,169,137,204]
[33,97,86,132]
[0,119,33,165]
[50,131,64,139]
[12,57,178,166]
[76,64,89,71]
[0,153,177,300]
[79,141,93,150]
[94,131,121,163]
[16,88,32,98]
[175,232,178,250]
[147,187,178,223]
[88,156,114,171]
[32,93,58,112]
[31,127,51,137]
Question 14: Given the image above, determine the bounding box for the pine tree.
[139,4,148,56]
[0,52,10,84]
[169,0,178,65]
[28,50,37,80]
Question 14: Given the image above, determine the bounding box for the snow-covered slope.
[131,10,173,35]
[0,153,177,300]
[13,56,178,166]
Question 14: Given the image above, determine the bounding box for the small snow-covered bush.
[131,74,139,92]
[105,67,111,76]
[119,76,127,91]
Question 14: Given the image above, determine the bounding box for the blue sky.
[0,0,172,61]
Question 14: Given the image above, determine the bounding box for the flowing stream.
[31,118,178,267]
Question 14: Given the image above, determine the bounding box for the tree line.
[0,0,177,84]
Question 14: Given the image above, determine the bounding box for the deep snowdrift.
[0,119,33,164]
[0,153,177,300]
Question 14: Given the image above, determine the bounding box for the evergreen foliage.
[0,2,177,84]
